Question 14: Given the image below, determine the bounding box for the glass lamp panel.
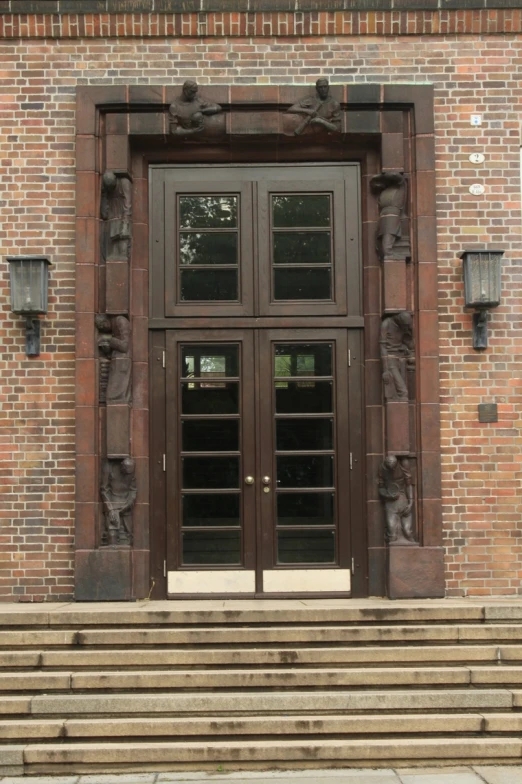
[463,252,502,308]
[8,257,50,314]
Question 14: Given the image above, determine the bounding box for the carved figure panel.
[378,455,416,545]
[95,314,132,404]
[101,458,137,546]
[169,80,222,136]
[371,171,409,260]
[100,171,132,262]
[287,78,341,135]
[380,311,414,402]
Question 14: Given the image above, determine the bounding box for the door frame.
[74,84,443,602]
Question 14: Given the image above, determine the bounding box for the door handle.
[244,476,255,485]
[262,476,271,485]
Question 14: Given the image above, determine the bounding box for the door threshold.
[166,592,353,600]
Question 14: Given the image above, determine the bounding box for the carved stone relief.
[100,457,137,546]
[377,455,416,545]
[95,314,132,405]
[371,171,410,260]
[100,171,132,262]
[287,78,341,135]
[380,311,414,402]
[169,80,222,136]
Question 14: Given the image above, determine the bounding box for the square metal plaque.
[478,403,498,423]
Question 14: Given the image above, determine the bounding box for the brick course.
[0,14,521,598]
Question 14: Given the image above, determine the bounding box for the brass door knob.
[244,476,255,485]
[262,476,271,485]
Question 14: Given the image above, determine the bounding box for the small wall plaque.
[478,403,498,423]
[469,183,485,195]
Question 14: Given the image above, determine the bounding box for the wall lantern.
[7,255,52,356]
[459,248,504,350]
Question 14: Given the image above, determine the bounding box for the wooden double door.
[151,164,364,596]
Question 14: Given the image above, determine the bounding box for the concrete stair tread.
[76,624,522,646]
[18,737,522,766]
[36,645,508,668]
[67,666,474,689]
[29,688,515,714]
[0,713,490,739]
[0,603,489,628]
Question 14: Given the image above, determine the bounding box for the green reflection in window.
[272,195,330,228]
[179,196,238,229]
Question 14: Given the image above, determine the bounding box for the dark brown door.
[151,164,364,597]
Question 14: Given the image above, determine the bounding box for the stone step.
[74,625,466,646]
[31,644,513,669]
[0,666,481,691]
[70,666,476,690]
[29,688,514,715]
[0,713,492,741]
[0,602,489,629]
[74,624,522,647]
[0,631,77,648]
[18,737,522,769]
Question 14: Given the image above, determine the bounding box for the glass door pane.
[258,329,352,593]
[165,331,256,592]
[273,341,336,564]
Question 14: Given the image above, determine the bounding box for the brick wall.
[0,16,521,599]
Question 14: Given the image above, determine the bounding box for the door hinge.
[163,560,167,578]
[162,350,166,369]
[162,454,166,472]
[352,557,355,575]
[350,453,353,470]
[348,349,351,367]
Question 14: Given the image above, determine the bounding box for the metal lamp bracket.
[25,316,41,356]
[472,309,489,350]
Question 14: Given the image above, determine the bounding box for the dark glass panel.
[179,196,237,229]
[277,455,334,488]
[183,494,240,527]
[181,384,239,415]
[274,267,331,300]
[273,232,331,265]
[182,456,239,489]
[275,382,332,414]
[272,195,330,228]
[182,419,239,453]
[180,269,238,301]
[274,344,332,377]
[182,530,241,565]
[277,529,335,564]
[180,232,238,266]
[182,419,239,452]
[182,345,239,378]
[276,419,333,451]
[277,492,334,526]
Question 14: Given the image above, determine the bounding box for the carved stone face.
[121,458,135,475]
[396,312,412,331]
[384,455,398,471]
[182,81,198,101]
[102,171,117,192]
[316,79,330,99]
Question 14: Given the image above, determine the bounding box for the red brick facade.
[1,10,521,600]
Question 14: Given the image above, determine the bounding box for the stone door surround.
[74,83,442,601]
